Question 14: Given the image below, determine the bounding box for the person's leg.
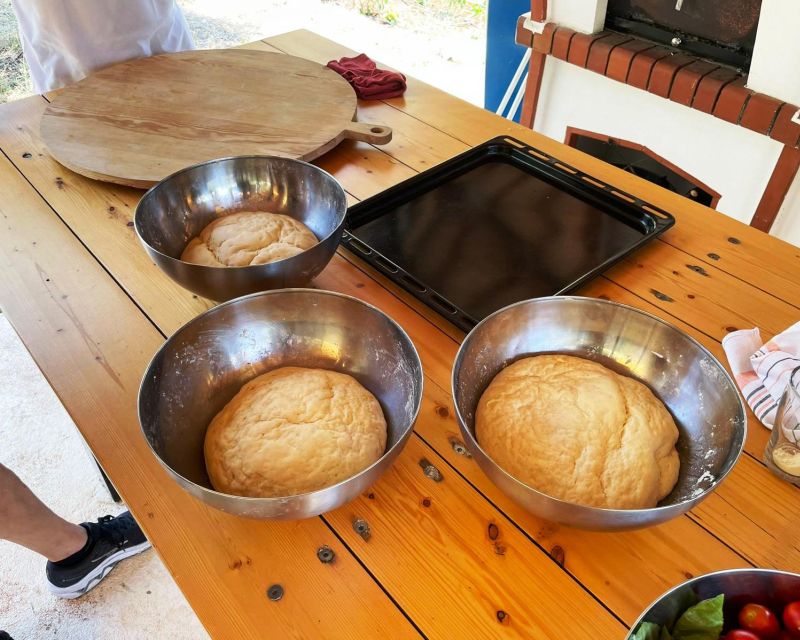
[1,463,151,599]
[0,463,87,562]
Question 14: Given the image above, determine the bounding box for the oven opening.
[604,0,762,72]
[566,129,720,208]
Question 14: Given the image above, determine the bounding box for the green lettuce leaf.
[631,622,662,640]
[672,594,724,640]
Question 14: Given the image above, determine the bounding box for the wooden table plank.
[264,30,800,310]
[0,167,626,640]
[689,455,800,569]
[0,96,213,335]
[334,246,800,575]
[334,251,800,576]
[0,77,777,468]
[412,376,751,623]
[281,23,800,580]
[330,250,800,603]
[606,241,800,340]
[3,30,799,638]
[338,244,773,459]
[0,135,757,630]
[326,435,626,637]
[0,106,630,640]
[299,98,794,458]
[0,153,420,640]
[240,40,471,172]
[0,82,791,627]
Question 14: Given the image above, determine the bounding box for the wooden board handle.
[342,122,393,145]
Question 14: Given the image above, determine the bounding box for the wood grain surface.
[40,49,391,188]
[1,29,799,640]
[0,99,626,639]
[0,152,419,640]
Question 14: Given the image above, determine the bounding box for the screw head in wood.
[267,584,284,601]
[317,545,335,563]
[419,457,443,482]
[449,437,471,457]
[353,518,371,541]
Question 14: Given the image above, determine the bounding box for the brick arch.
[565,126,722,208]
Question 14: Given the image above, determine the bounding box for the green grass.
[357,0,397,24]
[447,0,486,16]
[340,0,486,29]
[0,0,31,103]
[0,31,31,103]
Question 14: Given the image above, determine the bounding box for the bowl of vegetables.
[628,569,800,639]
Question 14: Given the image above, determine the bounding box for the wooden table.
[1,30,798,639]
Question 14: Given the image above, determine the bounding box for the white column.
[548,0,609,33]
[747,0,800,104]
[770,170,800,247]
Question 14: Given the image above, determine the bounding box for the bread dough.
[181,211,318,267]
[204,367,387,497]
[476,354,680,509]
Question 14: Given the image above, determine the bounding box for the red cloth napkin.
[326,54,407,100]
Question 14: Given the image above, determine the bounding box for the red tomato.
[726,631,764,640]
[783,601,800,637]
[739,603,780,639]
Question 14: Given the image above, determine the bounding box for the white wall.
[771,170,800,244]
[547,0,607,33]
[747,0,800,104]
[533,58,785,228]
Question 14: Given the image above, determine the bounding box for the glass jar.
[764,382,800,486]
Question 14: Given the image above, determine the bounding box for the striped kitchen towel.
[722,321,800,440]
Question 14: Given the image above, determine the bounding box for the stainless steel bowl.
[138,289,423,519]
[627,569,800,637]
[134,156,347,301]
[451,296,746,530]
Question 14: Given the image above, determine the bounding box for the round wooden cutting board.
[40,49,392,188]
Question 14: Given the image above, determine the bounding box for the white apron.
[11,0,195,92]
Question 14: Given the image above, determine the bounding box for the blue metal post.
[485,0,530,121]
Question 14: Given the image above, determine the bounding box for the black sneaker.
[45,511,151,599]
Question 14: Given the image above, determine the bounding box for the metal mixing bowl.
[451,296,746,530]
[134,156,347,301]
[138,289,423,519]
[627,569,800,637]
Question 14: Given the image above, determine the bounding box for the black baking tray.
[342,136,674,331]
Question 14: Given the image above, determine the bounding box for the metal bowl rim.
[133,154,347,271]
[137,287,424,504]
[628,567,800,633]
[450,294,748,516]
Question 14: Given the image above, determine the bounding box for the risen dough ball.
[181,211,318,267]
[476,354,680,509]
[204,367,387,497]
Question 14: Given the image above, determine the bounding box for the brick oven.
[515,0,800,246]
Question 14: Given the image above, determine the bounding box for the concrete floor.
[0,314,209,640]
